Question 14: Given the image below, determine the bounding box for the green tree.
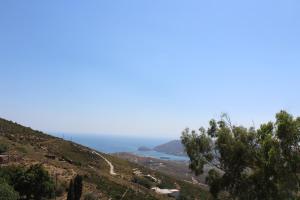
[67,179,75,200]
[14,164,55,200]
[67,175,83,200]
[0,143,8,154]
[0,180,19,200]
[74,175,83,200]
[181,111,300,199]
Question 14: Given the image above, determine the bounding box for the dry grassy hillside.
[0,118,211,200]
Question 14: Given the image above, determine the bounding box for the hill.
[153,140,186,157]
[0,118,211,200]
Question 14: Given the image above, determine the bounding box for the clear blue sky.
[0,0,299,138]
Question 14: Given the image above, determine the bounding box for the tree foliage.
[67,179,74,200]
[0,164,55,200]
[181,111,300,199]
[0,180,19,200]
[74,175,83,200]
[67,175,83,200]
[14,164,55,199]
[0,143,8,154]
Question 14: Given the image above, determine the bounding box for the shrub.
[67,180,74,200]
[14,164,55,200]
[84,193,98,200]
[67,175,83,200]
[74,175,83,200]
[15,146,27,154]
[0,181,19,200]
[132,176,154,189]
[0,143,8,154]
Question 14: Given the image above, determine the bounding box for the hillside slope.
[0,118,211,200]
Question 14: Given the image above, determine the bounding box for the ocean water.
[50,133,189,161]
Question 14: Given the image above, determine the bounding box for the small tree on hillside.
[14,164,55,200]
[67,180,74,200]
[0,181,19,200]
[0,143,8,154]
[74,175,83,200]
[181,111,300,199]
[67,175,83,200]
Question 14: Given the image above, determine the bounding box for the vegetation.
[0,143,8,154]
[132,176,154,189]
[0,164,55,200]
[67,179,75,200]
[87,174,158,200]
[0,179,19,200]
[67,175,83,200]
[178,181,211,200]
[181,111,300,199]
[0,118,52,144]
[74,175,83,200]
[84,193,98,200]
[17,164,55,199]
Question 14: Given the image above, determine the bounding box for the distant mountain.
[153,140,186,157]
[138,146,152,151]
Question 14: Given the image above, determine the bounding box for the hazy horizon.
[1,1,300,138]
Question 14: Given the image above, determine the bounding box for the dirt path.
[92,151,117,176]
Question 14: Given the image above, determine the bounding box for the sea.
[50,133,189,161]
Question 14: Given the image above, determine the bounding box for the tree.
[14,164,55,200]
[67,179,75,200]
[67,175,83,200]
[0,180,19,200]
[181,111,300,199]
[74,175,83,200]
[0,143,8,154]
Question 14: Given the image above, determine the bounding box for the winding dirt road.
[92,151,117,176]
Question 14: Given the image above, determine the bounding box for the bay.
[50,133,188,161]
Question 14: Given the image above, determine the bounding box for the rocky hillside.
[0,118,211,200]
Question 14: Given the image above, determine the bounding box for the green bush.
[0,181,19,200]
[0,166,24,185]
[157,178,176,189]
[0,164,55,200]
[84,193,98,200]
[132,176,154,189]
[67,180,74,200]
[17,164,55,199]
[15,146,27,154]
[67,175,83,200]
[0,143,8,154]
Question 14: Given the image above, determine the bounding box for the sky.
[0,0,300,138]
